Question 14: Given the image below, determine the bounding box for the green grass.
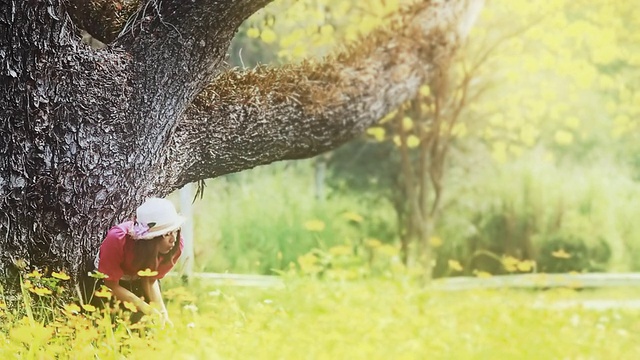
[164,279,640,359]
[179,154,640,277]
[4,274,640,359]
[186,160,397,275]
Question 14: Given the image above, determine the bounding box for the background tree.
[326,0,640,277]
[0,0,484,283]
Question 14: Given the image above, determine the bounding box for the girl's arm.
[141,278,172,326]
[104,280,154,314]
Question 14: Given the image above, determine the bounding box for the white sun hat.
[134,198,186,240]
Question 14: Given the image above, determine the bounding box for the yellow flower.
[366,127,386,142]
[429,236,443,248]
[51,271,70,280]
[30,287,53,296]
[474,270,492,278]
[342,211,363,223]
[94,286,112,299]
[517,260,535,272]
[246,27,260,39]
[401,116,414,132]
[26,269,42,279]
[81,304,97,312]
[260,28,277,44]
[502,256,519,272]
[137,268,159,277]
[554,130,574,145]
[552,249,571,259]
[123,301,138,312]
[407,135,420,149]
[303,220,325,232]
[297,253,321,274]
[88,271,108,279]
[329,245,352,256]
[448,260,463,272]
[419,85,431,97]
[0,302,6,309]
[22,280,33,289]
[64,303,81,315]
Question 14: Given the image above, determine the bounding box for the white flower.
[183,304,198,313]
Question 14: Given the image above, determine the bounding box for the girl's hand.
[161,312,174,328]
[150,308,173,328]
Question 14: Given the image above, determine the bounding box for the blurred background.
[172,0,640,280]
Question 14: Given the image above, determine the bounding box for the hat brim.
[136,216,186,240]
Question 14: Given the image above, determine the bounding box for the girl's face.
[159,230,178,254]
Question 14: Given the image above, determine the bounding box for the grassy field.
[3,275,640,359]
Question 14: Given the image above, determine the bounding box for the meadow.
[5,154,640,359]
[3,0,639,358]
[3,272,640,359]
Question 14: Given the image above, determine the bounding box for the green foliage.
[327,138,403,204]
[537,234,611,273]
[241,0,410,62]
[190,160,397,275]
[434,152,640,275]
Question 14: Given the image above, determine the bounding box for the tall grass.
[437,151,640,274]
[179,151,640,276]
[188,160,397,275]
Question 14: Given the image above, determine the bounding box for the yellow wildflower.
[81,304,97,312]
[51,271,70,280]
[474,270,492,278]
[64,303,81,315]
[246,27,260,39]
[342,211,363,223]
[30,287,53,296]
[22,280,33,289]
[517,260,535,272]
[88,271,109,279]
[366,127,386,142]
[429,236,443,248]
[304,220,325,232]
[552,249,571,259]
[26,269,42,279]
[123,301,138,312]
[260,28,277,44]
[502,256,519,272]
[137,268,159,277]
[448,260,463,272]
[329,245,352,256]
[94,286,112,299]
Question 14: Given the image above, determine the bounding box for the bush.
[536,234,611,273]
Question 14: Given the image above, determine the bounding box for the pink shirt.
[98,221,183,281]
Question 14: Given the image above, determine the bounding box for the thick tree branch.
[111,0,275,165]
[66,0,140,43]
[162,0,485,191]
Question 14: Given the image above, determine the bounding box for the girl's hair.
[131,230,181,272]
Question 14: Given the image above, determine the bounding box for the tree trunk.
[0,0,484,283]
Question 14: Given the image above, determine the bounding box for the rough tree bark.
[0,0,484,282]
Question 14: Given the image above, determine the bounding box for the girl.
[90,197,185,325]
